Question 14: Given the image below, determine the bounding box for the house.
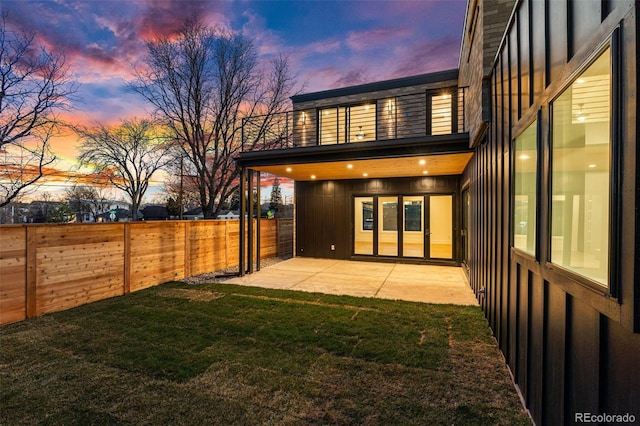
[182,207,204,220]
[96,208,130,222]
[216,209,240,220]
[237,0,640,422]
[140,205,170,221]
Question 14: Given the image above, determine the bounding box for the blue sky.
[2,0,467,201]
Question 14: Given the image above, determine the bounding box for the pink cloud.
[346,27,411,51]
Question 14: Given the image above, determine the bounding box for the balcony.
[242,87,467,152]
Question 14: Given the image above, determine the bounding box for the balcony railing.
[242,87,466,152]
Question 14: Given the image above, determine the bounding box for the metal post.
[239,167,246,277]
[256,171,261,271]
[247,169,254,274]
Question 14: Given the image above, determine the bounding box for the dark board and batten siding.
[295,176,460,262]
[463,1,639,425]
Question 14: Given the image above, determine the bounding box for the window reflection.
[551,47,610,287]
[513,121,537,255]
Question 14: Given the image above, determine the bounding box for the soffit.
[250,152,474,181]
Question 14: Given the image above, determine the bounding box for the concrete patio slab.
[223,258,479,306]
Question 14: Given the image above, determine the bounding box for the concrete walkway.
[223,258,479,306]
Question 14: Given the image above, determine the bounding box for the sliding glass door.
[353,194,454,260]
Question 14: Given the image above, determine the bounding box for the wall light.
[301,112,306,125]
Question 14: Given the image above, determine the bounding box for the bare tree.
[129,20,296,218]
[76,119,172,220]
[0,13,76,206]
[161,150,201,217]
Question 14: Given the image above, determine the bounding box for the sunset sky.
[3,0,467,204]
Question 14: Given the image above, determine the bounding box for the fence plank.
[0,227,27,323]
[0,219,292,325]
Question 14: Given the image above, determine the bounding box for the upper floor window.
[550,46,611,287]
[318,103,376,145]
[513,120,537,256]
[431,93,454,135]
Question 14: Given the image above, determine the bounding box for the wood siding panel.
[34,224,124,316]
[0,220,292,325]
[0,227,26,323]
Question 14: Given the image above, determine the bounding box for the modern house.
[237,0,639,423]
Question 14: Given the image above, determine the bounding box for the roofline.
[291,69,459,103]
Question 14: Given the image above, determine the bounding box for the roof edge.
[291,69,459,103]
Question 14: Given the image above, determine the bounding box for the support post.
[256,171,261,271]
[239,167,246,276]
[247,169,254,274]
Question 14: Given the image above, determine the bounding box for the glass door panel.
[429,195,453,259]
[354,197,374,255]
[403,196,424,257]
[378,197,398,256]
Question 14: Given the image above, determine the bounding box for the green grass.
[0,282,531,425]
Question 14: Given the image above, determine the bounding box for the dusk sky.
[3,0,467,203]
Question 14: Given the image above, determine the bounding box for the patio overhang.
[236,132,472,180]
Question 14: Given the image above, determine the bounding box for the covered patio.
[224,258,478,305]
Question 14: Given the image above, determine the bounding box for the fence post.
[25,226,37,318]
[124,223,131,294]
[184,221,191,278]
[276,219,281,258]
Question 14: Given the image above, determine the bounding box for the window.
[513,120,537,255]
[381,200,398,231]
[318,103,375,145]
[362,201,373,231]
[431,93,453,135]
[404,200,422,232]
[550,47,611,287]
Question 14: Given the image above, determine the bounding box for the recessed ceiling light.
[588,164,597,168]
[311,175,316,179]
[362,173,368,177]
[423,170,429,174]
[519,154,530,160]
[419,159,426,165]
[286,167,292,172]
[347,164,353,169]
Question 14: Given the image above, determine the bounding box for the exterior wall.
[459,0,516,146]
[292,77,459,147]
[463,0,639,424]
[295,176,459,262]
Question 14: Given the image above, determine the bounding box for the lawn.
[0,281,531,425]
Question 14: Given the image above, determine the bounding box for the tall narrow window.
[513,120,537,255]
[550,47,611,287]
[319,107,339,145]
[431,93,453,135]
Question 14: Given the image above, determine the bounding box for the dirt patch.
[156,288,225,302]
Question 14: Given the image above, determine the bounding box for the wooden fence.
[0,219,293,325]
